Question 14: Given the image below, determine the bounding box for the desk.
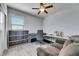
[44,35,69,43]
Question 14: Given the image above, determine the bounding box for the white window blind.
[11,15,24,30]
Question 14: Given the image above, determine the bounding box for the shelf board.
[9,39,27,43]
[8,34,28,37]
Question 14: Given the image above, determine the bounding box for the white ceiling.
[7,3,79,19]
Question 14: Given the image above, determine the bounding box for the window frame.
[11,15,24,30]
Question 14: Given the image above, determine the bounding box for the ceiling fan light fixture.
[40,8,45,12]
[39,6,45,12]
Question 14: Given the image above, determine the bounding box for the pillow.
[59,43,79,56]
[50,43,63,50]
[63,39,73,48]
[69,35,79,42]
[45,46,60,56]
[37,46,60,56]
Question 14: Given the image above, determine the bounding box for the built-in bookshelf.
[8,30,29,46]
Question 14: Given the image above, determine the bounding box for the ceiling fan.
[32,3,53,15]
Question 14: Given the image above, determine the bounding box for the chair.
[36,30,44,43]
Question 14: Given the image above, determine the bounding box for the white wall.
[24,14,43,33]
[43,6,79,36]
[0,11,6,55]
[0,4,7,55]
[8,8,43,33]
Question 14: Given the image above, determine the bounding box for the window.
[11,15,24,30]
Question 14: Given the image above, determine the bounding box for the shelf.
[8,30,29,46]
[9,39,27,43]
[8,34,28,37]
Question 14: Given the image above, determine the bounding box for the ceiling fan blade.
[44,10,48,14]
[38,11,41,14]
[32,8,39,9]
[45,5,53,9]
